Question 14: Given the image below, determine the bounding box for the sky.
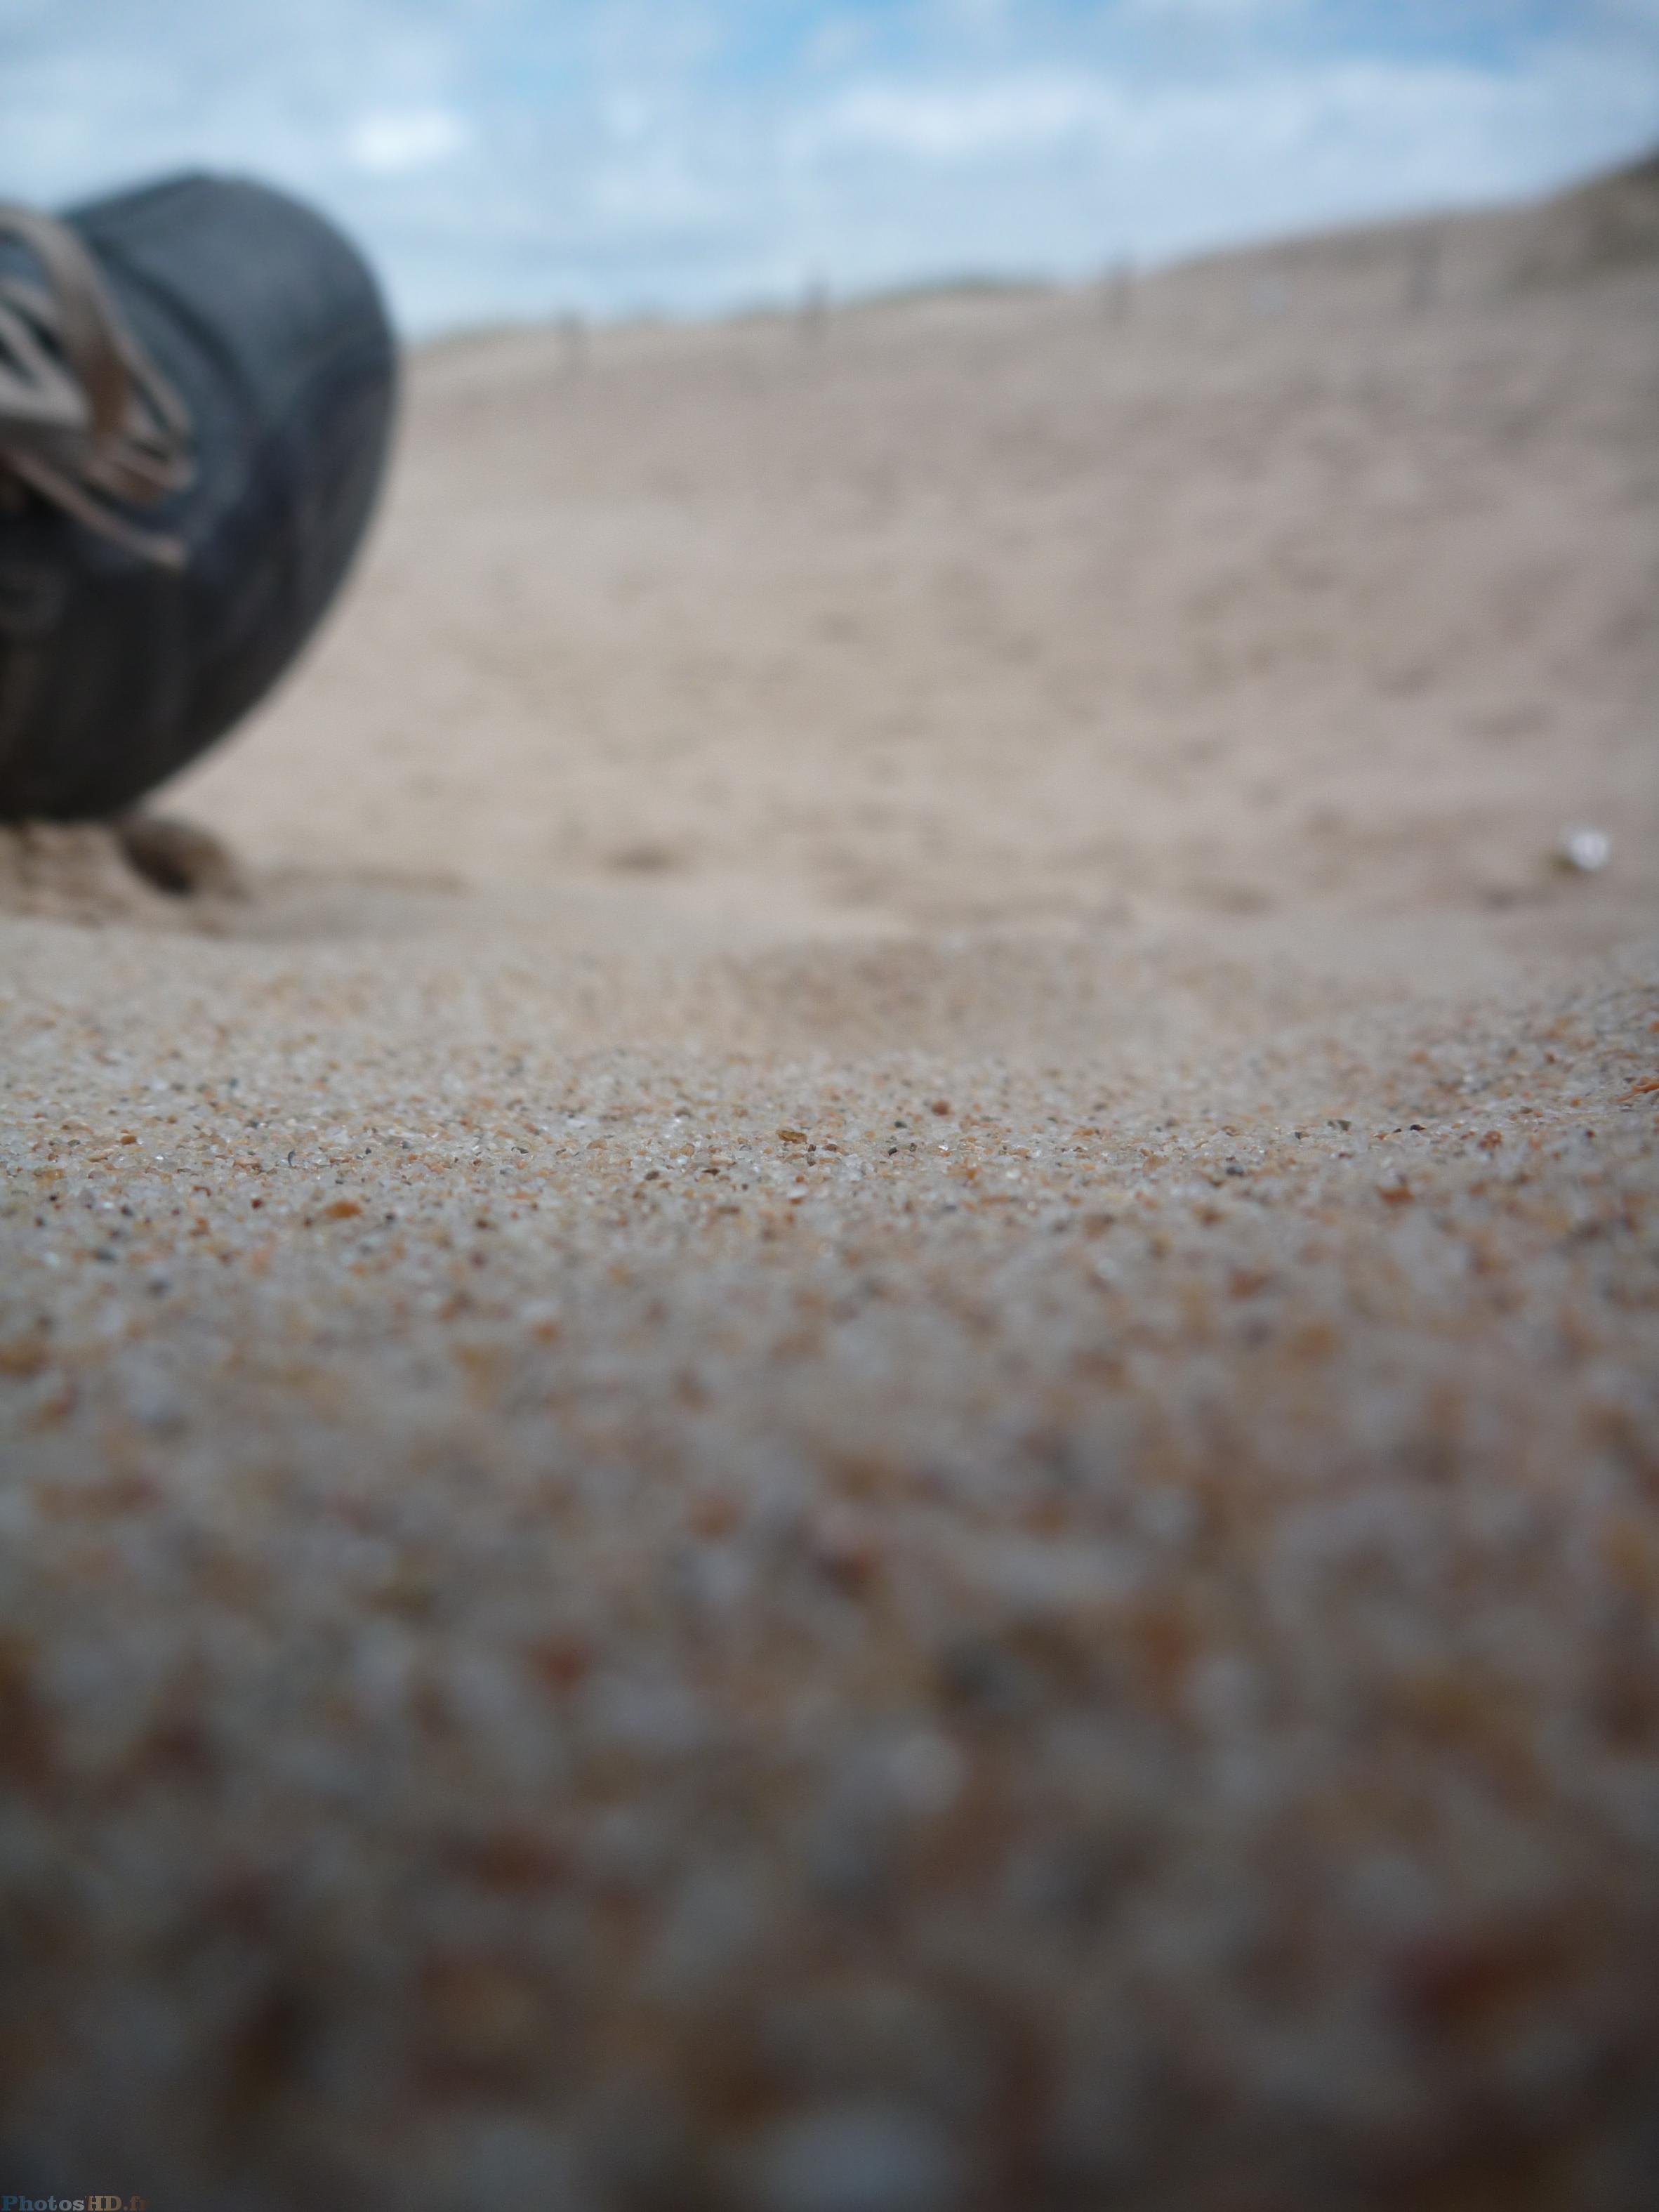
[2,0,1658,334]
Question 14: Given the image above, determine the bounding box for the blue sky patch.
[2,0,1655,330]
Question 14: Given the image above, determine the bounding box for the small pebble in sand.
[1554,824,1611,874]
[116,812,248,899]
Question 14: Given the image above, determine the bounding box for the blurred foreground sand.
[2,164,1658,2207]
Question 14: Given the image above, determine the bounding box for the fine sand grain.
[2,164,1658,2209]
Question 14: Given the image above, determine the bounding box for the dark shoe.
[0,173,396,821]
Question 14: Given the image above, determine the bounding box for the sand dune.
[2,161,1657,2208]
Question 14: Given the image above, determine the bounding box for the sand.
[2,164,1658,2208]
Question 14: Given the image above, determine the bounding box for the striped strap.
[0,203,194,568]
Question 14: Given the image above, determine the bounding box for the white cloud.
[795,74,1118,161]
[345,105,470,176]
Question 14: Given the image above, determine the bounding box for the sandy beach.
[2,161,1658,2207]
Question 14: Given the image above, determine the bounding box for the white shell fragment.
[1556,825,1611,873]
